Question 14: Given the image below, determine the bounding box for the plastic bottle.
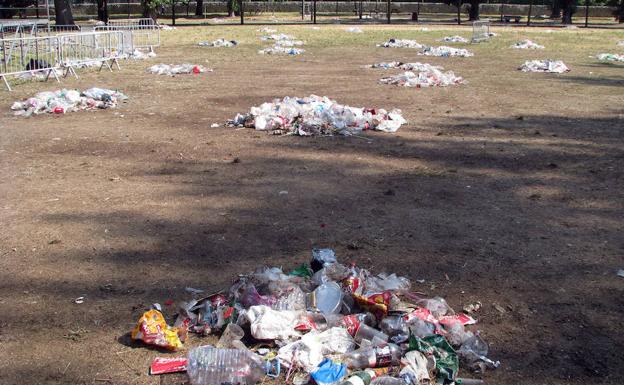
[325,313,376,336]
[370,376,406,385]
[342,343,402,369]
[379,316,409,340]
[187,346,265,385]
[338,368,390,385]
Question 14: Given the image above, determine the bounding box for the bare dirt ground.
[1,25,623,385]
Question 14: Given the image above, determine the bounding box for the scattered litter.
[211,123,220,128]
[368,61,444,72]
[617,41,624,46]
[131,308,186,350]
[160,24,176,30]
[74,296,85,304]
[617,269,624,278]
[11,88,128,117]
[148,64,211,76]
[418,46,474,57]
[511,39,544,49]
[440,35,468,43]
[492,303,506,314]
[185,287,204,295]
[596,53,624,62]
[378,39,423,49]
[198,38,238,47]
[275,40,305,47]
[258,46,305,55]
[462,301,482,314]
[346,27,363,33]
[150,357,187,374]
[128,49,157,60]
[310,26,321,30]
[519,60,570,73]
[258,27,277,33]
[418,27,430,31]
[379,69,464,88]
[488,32,498,37]
[261,33,295,41]
[227,95,406,135]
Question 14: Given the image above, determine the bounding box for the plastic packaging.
[418,46,474,57]
[379,316,409,342]
[458,334,500,371]
[311,248,337,272]
[258,46,305,55]
[596,53,624,62]
[311,358,348,385]
[519,60,570,73]
[377,39,423,49]
[217,323,245,348]
[399,351,431,385]
[346,27,363,33]
[342,343,402,369]
[309,281,343,314]
[380,70,464,88]
[326,313,376,336]
[131,309,186,350]
[511,39,544,49]
[339,368,391,385]
[370,376,406,385]
[12,88,127,117]
[440,35,468,43]
[147,64,211,76]
[198,38,238,47]
[354,323,390,344]
[187,346,265,385]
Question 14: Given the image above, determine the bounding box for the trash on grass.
[258,27,277,33]
[596,53,624,62]
[419,46,474,57]
[198,38,238,47]
[441,35,468,43]
[148,64,211,76]
[227,95,407,135]
[346,27,363,33]
[11,87,127,117]
[258,46,305,55]
[377,39,423,49]
[511,39,545,49]
[261,33,295,41]
[379,69,464,88]
[519,60,570,73]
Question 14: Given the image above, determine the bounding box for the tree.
[550,0,562,18]
[195,0,203,16]
[0,0,33,19]
[97,0,109,23]
[53,0,75,25]
[444,0,481,21]
[607,0,624,22]
[561,0,577,23]
[141,0,160,21]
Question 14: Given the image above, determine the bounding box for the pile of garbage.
[346,27,363,33]
[127,49,157,60]
[148,64,211,76]
[226,95,406,135]
[510,40,544,49]
[258,46,305,55]
[198,38,238,47]
[131,249,499,385]
[377,39,423,49]
[596,53,624,62]
[379,69,464,88]
[11,87,127,117]
[519,60,570,73]
[275,40,305,47]
[418,46,474,57]
[367,62,443,72]
[440,36,468,43]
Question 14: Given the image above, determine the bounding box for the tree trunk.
[469,0,480,20]
[141,0,158,22]
[615,0,624,22]
[97,0,109,23]
[561,0,575,23]
[53,0,75,25]
[227,0,234,16]
[195,0,204,16]
[550,0,561,18]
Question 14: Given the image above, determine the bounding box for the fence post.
[387,0,391,23]
[313,0,317,24]
[359,0,363,19]
[527,0,533,25]
[240,0,244,24]
[584,0,589,27]
[171,3,176,25]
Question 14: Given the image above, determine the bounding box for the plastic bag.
[131,309,186,350]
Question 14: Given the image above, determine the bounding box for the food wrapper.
[353,291,391,320]
[131,309,187,350]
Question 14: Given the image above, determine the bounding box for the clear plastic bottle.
[187,346,265,385]
[342,343,402,369]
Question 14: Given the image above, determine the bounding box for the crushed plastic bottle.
[457,334,501,371]
[11,88,127,117]
[342,343,402,369]
[187,346,266,385]
[511,39,545,49]
[519,60,570,73]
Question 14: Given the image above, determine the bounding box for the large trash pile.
[418,46,474,57]
[261,33,296,41]
[11,87,127,117]
[226,95,406,135]
[259,46,305,55]
[510,40,544,49]
[367,62,443,71]
[379,70,464,88]
[440,36,468,43]
[131,249,499,385]
[596,53,624,62]
[519,60,570,73]
[148,64,211,76]
[198,38,238,47]
[377,39,423,49]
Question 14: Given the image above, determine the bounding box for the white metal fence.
[471,19,491,43]
[94,18,160,51]
[0,30,126,91]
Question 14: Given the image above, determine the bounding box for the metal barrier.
[95,21,160,51]
[471,19,491,43]
[0,30,127,90]
[0,35,60,91]
[45,24,83,35]
[57,31,125,78]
